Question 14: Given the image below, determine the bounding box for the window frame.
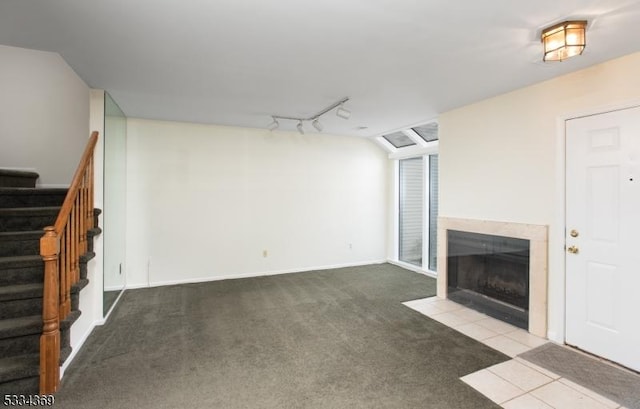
[392,151,439,277]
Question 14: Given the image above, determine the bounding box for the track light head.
[268,117,279,131]
[312,118,323,132]
[336,104,351,120]
[297,120,305,135]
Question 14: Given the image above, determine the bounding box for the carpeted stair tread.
[0,206,60,220]
[0,231,42,257]
[0,230,43,238]
[0,353,39,384]
[0,315,41,340]
[0,169,39,188]
[0,187,67,195]
[0,282,43,301]
[60,310,81,331]
[80,252,96,263]
[0,354,39,382]
[71,279,90,294]
[0,187,67,208]
[0,170,39,179]
[0,207,59,232]
[0,187,65,192]
[0,256,43,287]
[0,254,42,267]
[0,206,60,215]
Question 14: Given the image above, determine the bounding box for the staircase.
[0,169,100,395]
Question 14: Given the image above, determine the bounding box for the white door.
[565,106,640,372]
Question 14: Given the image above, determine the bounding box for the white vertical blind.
[399,158,423,266]
[428,155,439,270]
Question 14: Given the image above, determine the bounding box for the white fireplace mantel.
[437,217,548,338]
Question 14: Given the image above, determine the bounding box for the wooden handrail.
[40,131,99,394]
[53,131,99,233]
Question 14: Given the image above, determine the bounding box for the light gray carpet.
[520,343,640,409]
[55,263,508,408]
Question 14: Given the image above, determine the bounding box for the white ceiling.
[1,0,640,137]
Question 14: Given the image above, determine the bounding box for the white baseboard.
[103,285,125,292]
[387,259,437,278]
[258,259,388,279]
[60,319,97,378]
[547,330,562,344]
[127,259,388,289]
[125,282,151,290]
[37,183,70,188]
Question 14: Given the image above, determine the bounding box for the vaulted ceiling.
[1,0,639,137]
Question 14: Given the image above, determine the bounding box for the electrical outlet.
[263,250,268,257]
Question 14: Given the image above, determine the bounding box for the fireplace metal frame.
[437,217,548,337]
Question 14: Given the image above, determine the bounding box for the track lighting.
[336,104,351,120]
[267,117,279,131]
[268,97,350,134]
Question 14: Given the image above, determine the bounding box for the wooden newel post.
[40,226,60,394]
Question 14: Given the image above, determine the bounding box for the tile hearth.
[403,296,629,409]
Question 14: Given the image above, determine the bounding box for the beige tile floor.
[403,296,628,409]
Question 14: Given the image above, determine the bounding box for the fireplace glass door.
[447,230,530,329]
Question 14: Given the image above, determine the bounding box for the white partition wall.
[125,118,389,287]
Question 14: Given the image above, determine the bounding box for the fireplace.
[437,217,548,337]
[447,230,530,329]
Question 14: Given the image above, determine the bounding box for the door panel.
[585,262,617,332]
[565,106,640,372]
[587,166,619,242]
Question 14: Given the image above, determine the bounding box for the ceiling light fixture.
[268,97,350,134]
[541,20,587,62]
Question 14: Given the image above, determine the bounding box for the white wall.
[438,51,640,342]
[0,45,89,186]
[126,118,388,287]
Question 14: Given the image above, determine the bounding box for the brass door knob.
[570,229,579,238]
[567,245,579,254]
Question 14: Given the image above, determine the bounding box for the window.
[412,123,439,143]
[380,120,438,272]
[384,131,416,148]
[398,154,439,272]
[399,158,423,266]
[428,155,438,270]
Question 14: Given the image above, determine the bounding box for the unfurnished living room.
[1,1,640,408]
